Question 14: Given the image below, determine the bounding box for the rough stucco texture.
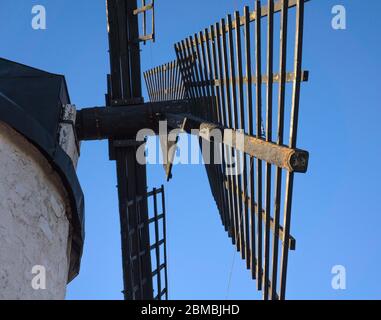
[0,122,71,300]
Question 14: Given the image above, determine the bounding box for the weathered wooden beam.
[77,102,308,173]
[76,100,192,140]
[167,113,309,173]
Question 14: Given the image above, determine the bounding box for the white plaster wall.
[0,121,71,300]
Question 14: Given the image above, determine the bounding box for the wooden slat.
[235,9,250,267]
[271,0,289,300]
[223,16,240,251]
[279,0,305,300]
[255,0,263,291]
[210,24,232,234]
[227,13,243,256]
[219,19,236,245]
[263,0,274,301]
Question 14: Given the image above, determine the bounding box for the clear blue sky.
[1,0,381,300]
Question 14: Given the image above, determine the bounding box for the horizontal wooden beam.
[77,101,308,173]
[167,113,309,173]
[76,99,192,140]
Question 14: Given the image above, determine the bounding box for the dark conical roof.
[0,58,70,140]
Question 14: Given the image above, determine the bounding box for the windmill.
[0,0,310,300]
[75,0,310,300]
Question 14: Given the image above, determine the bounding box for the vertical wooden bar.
[244,5,257,280]
[161,64,166,101]
[148,70,156,101]
[153,188,161,300]
[234,10,247,262]
[194,33,207,99]
[154,67,160,102]
[155,66,160,101]
[161,185,169,300]
[164,63,169,100]
[186,36,202,99]
[115,149,134,300]
[199,30,224,226]
[204,28,229,232]
[173,61,178,100]
[255,0,263,291]
[150,69,155,102]
[176,42,195,100]
[279,0,304,300]
[198,31,212,118]
[217,20,235,242]
[170,61,175,100]
[211,25,225,126]
[194,32,221,225]
[167,62,171,100]
[166,62,170,100]
[173,57,180,100]
[175,61,182,100]
[211,24,232,234]
[271,0,288,300]
[161,65,165,101]
[205,28,218,123]
[183,38,200,99]
[226,14,243,251]
[167,62,173,100]
[227,14,241,252]
[264,0,274,300]
[222,17,239,250]
[155,66,161,101]
[143,71,151,101]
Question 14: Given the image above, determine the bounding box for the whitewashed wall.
[0,119,75,300]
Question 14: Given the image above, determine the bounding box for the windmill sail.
[144,0,309,300]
